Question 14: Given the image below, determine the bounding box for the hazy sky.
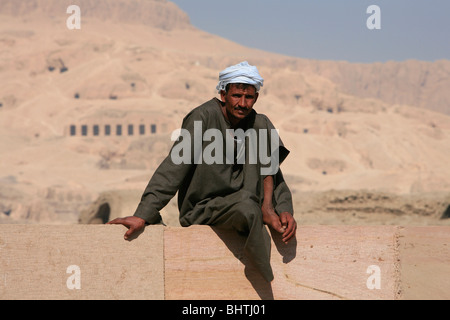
[170,0,449,63]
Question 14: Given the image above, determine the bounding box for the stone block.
[0,225,164,300]
[164,225,400,300]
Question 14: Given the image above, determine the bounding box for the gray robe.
[134,98,294,281]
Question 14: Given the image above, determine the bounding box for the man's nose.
[238,97,248,108]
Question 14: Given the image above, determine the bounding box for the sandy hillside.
[0,0,449,226]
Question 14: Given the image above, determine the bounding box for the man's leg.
[206,196,274,282]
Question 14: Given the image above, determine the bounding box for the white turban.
[216,61,264,93]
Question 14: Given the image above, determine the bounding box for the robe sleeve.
[273,169,294,215]
[259,114,294,216]
[133,109,204,224]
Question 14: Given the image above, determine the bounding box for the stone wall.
[0,224,449,300]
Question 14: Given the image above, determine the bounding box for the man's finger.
[281,214,297,243]
[280,213,288,227]
[124,226,135,240]
[283,223,296,243]
[106,217,124,225]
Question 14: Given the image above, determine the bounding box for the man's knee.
[231,199,262,230]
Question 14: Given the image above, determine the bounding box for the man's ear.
[220,90,227,102]
[254,91,259,104]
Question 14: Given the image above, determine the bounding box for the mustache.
[234,106,249,111]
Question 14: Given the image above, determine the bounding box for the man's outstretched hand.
[107,216,146,240]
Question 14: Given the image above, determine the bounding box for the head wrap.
[216,61,264,93]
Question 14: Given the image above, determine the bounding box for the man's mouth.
[235,107,248,114]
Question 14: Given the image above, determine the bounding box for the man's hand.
[262,207,297,244]
[278,212,297,244]
[261,175,296,244]
[107,216,146,240]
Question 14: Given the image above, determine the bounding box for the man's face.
[220,84,259,126]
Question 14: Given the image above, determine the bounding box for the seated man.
[108,61,296,282]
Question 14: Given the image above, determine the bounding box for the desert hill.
[283,58,450,116]
[0,0,191,30]
[0,0,449,225]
